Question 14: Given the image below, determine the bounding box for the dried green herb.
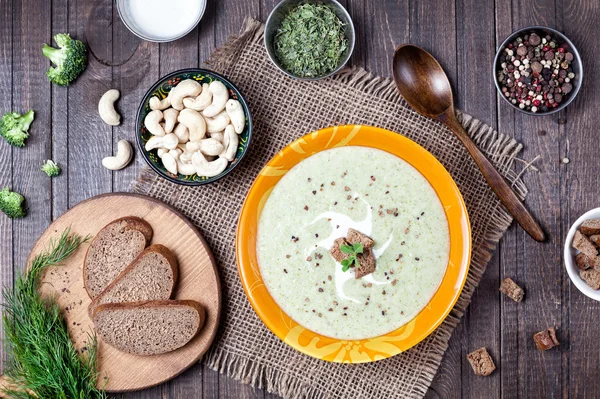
[274,3,348,78]
[1,229,106,399]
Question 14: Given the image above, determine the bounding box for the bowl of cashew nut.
[136,68,252,185]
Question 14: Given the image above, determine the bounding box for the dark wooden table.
[1,0,598,397]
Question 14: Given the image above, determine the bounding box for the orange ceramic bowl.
[236,125,471,363]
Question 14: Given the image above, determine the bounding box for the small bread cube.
[589,235,600,247]
[575,253,593,271]
[347,228,374,249]
[329,237,350,262]
[580,268,600,290]
[355,248,376,279]
[499,278,524,302]
[533,327,559,351]
[581,219,600,236]
[467,348,496,376]
[573,230,598,259]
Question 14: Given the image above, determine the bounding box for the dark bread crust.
[533,327,560,350]
[83,217,153,298]
[581,219,600,236]
[572,230,598,259]
[467,347,496,376]
[92,300,205,355]
[87,244,179,317]
[499,277,524,302]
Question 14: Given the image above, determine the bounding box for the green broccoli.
[42,33,87,86]
[41,160,61,177]
[0,110,35,147]
[0,187,26,219]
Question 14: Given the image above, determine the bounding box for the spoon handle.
[440,111,546,242]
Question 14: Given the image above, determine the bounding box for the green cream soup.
[257,147,450,340]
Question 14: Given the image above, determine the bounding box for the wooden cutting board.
[12,193,221,392]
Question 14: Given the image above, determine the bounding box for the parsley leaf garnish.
[340,243,363,272]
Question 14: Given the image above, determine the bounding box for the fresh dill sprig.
[1,229,107,399]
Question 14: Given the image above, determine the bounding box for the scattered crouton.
[329,237,350,262]
[355,249,376,279]
[467,348,496,376]
[575,253,593,271]
[580,268,600,290]
[589,235,600,247]
[499,278,524,302]
[573,230,598,259]
[533,327,559,351]
[581,219,600,236]
[347,228,374,249]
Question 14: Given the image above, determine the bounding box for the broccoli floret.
[42,33,87,86]
[0,110,35,147]
[41,160,61,177]
[0,187,26,219]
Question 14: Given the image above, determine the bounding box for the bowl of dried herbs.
[265,0,355,80]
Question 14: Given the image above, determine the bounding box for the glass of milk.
[116,0,207,42]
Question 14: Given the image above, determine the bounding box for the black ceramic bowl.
[136,68,252,186]
[493,26,583,116]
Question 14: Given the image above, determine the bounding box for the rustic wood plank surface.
[1,0,599,397]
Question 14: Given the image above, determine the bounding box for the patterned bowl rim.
[236,125,472,363]
[135,68,253,186]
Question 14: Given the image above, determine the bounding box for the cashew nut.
[202,81,229,118]
[173,123,189,143]
[180,151,193,164]
[161,152,178,175]
[183,83,212,111]
[210,132,224,143]
[205,111,231,133]
[163,108,179,134]
[102,140,132,170]
[98,89,121,126]
[157,148,168,158]
[149,96,171,111]
[169,148,182,160]
[185,138,224,156]
[169,79,202,110]
[192,151,228,177]
[145,133,179,151]
[219,125,238,162]
[144,110,166,137]
[177,159,196,175]
[225,99,245,133]
[178,109,206,141]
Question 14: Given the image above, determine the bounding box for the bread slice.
[88,244,178,317]
[84,217,153,298]
[92,300,205,356]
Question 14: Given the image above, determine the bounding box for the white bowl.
[564,207,600,300]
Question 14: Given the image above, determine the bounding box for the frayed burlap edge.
[132,18,529,399]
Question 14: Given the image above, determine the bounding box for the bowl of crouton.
[565,209,600,300]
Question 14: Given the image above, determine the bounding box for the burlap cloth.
[132,19,529,399]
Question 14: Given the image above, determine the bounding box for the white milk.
[123,0,205,41]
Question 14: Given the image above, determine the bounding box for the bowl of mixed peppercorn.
[264,0,355,80]
[494,26,582,115]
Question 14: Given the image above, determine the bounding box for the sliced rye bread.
[84,217,153,298]
[92,300,205,356]
[88,244,178,317]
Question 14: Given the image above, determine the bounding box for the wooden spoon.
[392,44,545,242]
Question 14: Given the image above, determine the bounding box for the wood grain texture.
[0,0,13,373]
[1,0,599,397]
[28,193,220,392]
